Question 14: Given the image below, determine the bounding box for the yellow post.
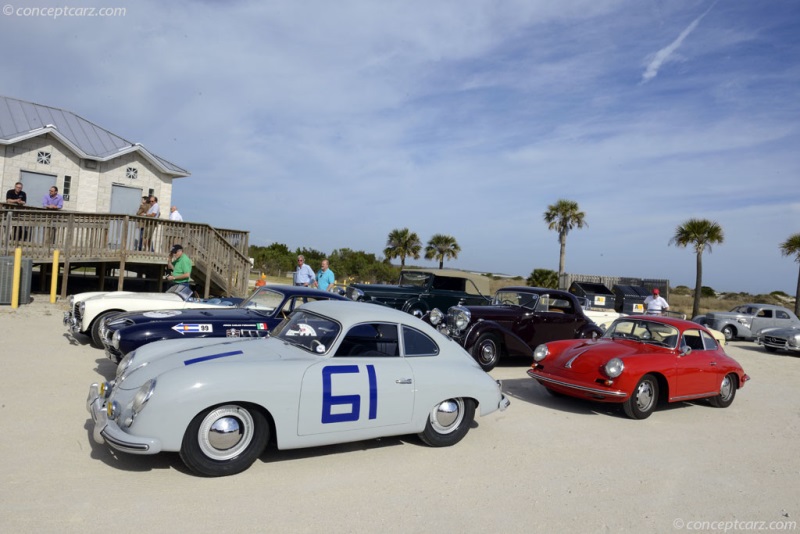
[11,247,22,309]
[50,250,60,303]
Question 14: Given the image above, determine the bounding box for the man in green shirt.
[167,244,193,286]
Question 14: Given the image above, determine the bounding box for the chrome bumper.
[86,383,161,455]
[63,312,80,334]
[526,370,628,398]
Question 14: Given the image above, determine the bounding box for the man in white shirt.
[169,206,183,222]
[294,255,316,286]
[644,288,669,315]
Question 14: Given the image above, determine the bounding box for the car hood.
[461,305,532,321]
[758,326,800,336]
[350,283,420,296]
[86,291,184,303]
[108,307,264,326]
[116,336,309,390]
[544,339,664,373]
[706,311,751,320]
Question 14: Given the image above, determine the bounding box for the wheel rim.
[197,406,254,461]
[634,380,655,412]
[719,375,733,401]
[429,399,465,434]
[479,339,498,365]
[722,327,733,341]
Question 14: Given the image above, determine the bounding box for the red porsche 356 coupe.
[527,316,749,419]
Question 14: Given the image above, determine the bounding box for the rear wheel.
[471,333,501,371]
[180,404,269,477]
[623,374,659,420]
[709,374,737,408]
[418,398,475,447]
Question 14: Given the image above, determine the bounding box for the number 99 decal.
[322,365,377,423]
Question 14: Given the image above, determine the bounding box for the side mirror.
[680,346,692,357]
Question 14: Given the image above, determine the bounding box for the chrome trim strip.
[670,391,719,401]
[527,370,627,398]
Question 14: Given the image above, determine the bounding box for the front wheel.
[471,334,501,371]
[623,374,659,420]
[709,374,737,408]
[90,311,118,348]
[721,325,736,341]
[418,398,475,447]
[180,404,269,477]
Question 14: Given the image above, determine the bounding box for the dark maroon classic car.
[425,286,603,371]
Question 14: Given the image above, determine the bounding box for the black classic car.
[425,286,603,371]
[345,268,491,317]
[98,284,348,362]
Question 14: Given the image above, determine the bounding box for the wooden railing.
[1,205,250,297]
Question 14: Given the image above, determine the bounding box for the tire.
[90,311,118,348]
[418,398,475,447]
[471,334,501,372]
[709,374,737,408]
[623,374,659,420]
[180,404,269,477]
[721,325,735,341]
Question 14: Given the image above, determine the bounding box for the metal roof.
[0,95,189,177]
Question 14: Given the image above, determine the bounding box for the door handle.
[710,362,717,366]
[396,378,413,384]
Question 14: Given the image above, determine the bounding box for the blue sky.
[2,0,798,294]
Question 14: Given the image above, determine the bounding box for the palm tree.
[543,199,587,283]
[527,268,559,289]
[425,234,461,269]
[779,233,800,315]
[384,228,422,269]
[668,218,724,319]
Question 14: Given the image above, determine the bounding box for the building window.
[126,167,138,179]
[37,151,51,164]
[63,175,72,201]
[148,188,154,197]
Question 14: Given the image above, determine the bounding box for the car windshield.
[272,310,341,354]
[398,272,432,288]
[492,291,538,309]
[240,288,285,316]
[166,283,194,301]
[604,319,680,349]
[729,305,758,315]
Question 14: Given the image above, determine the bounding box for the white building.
[0,95,189,215]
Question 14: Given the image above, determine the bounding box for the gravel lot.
[1,299,798,533]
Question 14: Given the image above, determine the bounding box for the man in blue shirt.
[42,186,64,209]
[294,255,315,286]
[316,259,335,291]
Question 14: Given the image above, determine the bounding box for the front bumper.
[527,369,628,401]
[757,337,800,352]
[86,383,162,455]
[63,311,80,334]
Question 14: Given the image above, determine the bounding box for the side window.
[402,326,439,356]
[683,330,706,351]
[756,309,773,318]
[432,276,466,292]
[283,297,319,313]
[776,311,790,320]
[700,330,718,350]
[334,323,400,357]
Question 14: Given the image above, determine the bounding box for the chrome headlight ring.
[131,379,156,417]
[533,344,549,362]
[451,306,471,333]
[429,308,444,326]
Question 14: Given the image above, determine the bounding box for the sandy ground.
[1,298,799,534]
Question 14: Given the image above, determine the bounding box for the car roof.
[300,300,439,333]
[402,268,491,294]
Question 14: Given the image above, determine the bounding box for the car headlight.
[347,287,364,301]
[79,301,85,315]
[533,344,549,362]
[116,351,136,381]
[451,306,471,332]
[69,296,75,309]
[131,379,156,416]
[112,330,121,349]
[789,335,800,347]
[429,308,443,326]
[604,358,625,378]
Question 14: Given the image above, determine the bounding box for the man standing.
[166,244,193,287]
[143,196,160,251]
[5,182,26,206]
[169,206,183,222]
[644,288,669,315]
[316,259,335,291]
[294,255,315,286]
[42,186,64,209]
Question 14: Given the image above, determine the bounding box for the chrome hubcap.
[480,341,497,364]
[430,399,464,434]
[198,406,254,461]
[635,381,655,412]
[720,375,733,400]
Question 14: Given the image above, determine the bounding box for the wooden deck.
[1,205,250,298]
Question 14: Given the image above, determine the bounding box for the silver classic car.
[694,303,800,341]
[86,300,509,477]
[756,325,800,354]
